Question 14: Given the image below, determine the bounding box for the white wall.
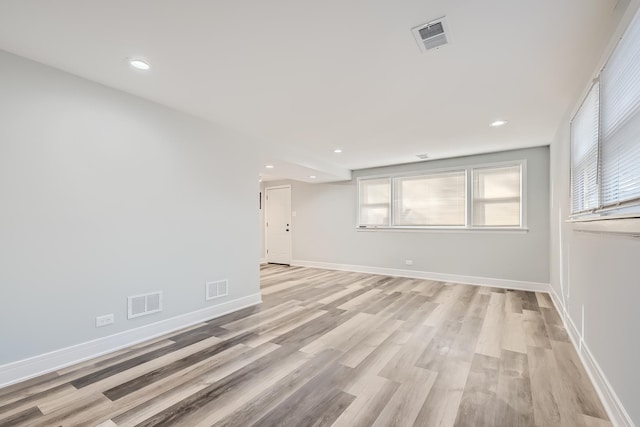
[549,2,640,425]
[264,146,550,285]
[0,51,261,367]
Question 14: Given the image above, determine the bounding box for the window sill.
[355,226,529,234]
[567,216,640,237]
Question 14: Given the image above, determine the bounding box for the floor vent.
[206,279,229,301]
[127,291,163,319]
[412,17,450,53]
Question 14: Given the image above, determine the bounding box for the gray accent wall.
[265,146,550,284]
[0,51,261,365]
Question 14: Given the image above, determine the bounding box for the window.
[358,177,390,226]
[357,162,524,230]
[570,10,640,217]
[472,165,522,227]
[393,171,466,226]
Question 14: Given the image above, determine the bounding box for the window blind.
[570,82,600,213]
[601,11,640,208]
[392,171,466,226]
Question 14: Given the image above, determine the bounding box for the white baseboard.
[549,287,634,427]
[291,259,551,293]
[0,292,262,389]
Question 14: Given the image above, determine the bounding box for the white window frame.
[357,177,391,227]
[392,169,468,228]
[356,159,527,232]
[471,163,526,228]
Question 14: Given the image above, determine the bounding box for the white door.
[265,186,291,264]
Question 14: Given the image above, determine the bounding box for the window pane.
[361,179,389,204]
[393,171,466,226]
[474,202,520,226]
[360,206,389,226]
[473,166,521,226]
[571,82,600,213]
[601,10,640,208]
[359,178,390,226]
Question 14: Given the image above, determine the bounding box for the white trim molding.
[0,293,262,389]
[549,287,635,427]
[290,259,550,293]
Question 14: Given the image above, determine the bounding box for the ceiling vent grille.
[206,279,229,301]
[412,17,450,53]
[128,291,163,319]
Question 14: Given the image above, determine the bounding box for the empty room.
[0,1,639,426]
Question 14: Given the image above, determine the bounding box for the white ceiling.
[0,0,623,182]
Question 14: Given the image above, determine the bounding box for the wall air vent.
[412,17,450,53]
[206,279,229,301]
[127,291,163,319]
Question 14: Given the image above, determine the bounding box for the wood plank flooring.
[0,265,610,426]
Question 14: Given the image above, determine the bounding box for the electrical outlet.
[405,260,413,266]
[96,314,114,328]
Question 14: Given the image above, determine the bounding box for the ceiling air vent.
[412,17,449,53]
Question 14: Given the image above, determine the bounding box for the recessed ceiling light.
[129,59,150,70]
[333,149,343,153]
[309,175,317,179]
[265,165,274,169]
[490,120,507,127]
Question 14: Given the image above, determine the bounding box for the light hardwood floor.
[0,265,610,426]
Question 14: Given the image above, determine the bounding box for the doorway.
[265,185,291,265]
